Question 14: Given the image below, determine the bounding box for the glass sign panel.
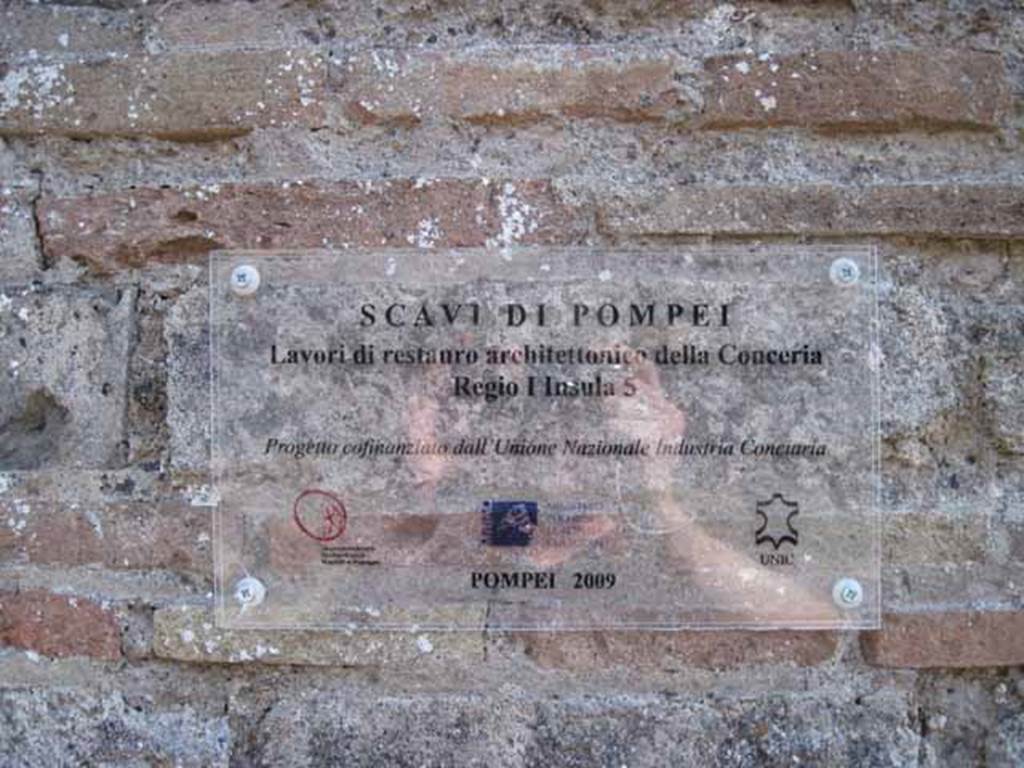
[211,246,880,630]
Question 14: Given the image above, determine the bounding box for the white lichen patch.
[416,635,434,654]
[229,644,280,663]
[296,57,320,108]
[370,50,400,79]
[408,217,441,249]
[7,501,30,533]
[0,63,70,118]
[701,4,739,46]
[82,507,104,539]
[486,182,539,251]
[184,485,219,507]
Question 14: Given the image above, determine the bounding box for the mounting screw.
[829,258,860,286]
[234,577,266,608]
[230,264,260,296]
[832,577,864,609]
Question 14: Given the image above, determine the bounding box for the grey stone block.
[237,688,921,767]
[165,282,210,473]
[0,688,230,768]
[524,691,920,767]
[154,604,485,667]
[0,285,134,470]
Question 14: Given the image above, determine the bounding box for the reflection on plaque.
[211,247,880,630]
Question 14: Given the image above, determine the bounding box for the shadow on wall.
[0,388,69,471]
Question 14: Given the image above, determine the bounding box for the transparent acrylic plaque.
[212,246,880,630]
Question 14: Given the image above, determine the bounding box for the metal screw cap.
[832,577,864,609]
[234,577,266,608]
[230,264,261,296]
[829,258,860,286]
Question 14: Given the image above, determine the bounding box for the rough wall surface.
[1,1,1023,765]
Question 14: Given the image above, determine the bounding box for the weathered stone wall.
[1,1,1022,765]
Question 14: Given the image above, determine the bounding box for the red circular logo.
[293,489,347,542]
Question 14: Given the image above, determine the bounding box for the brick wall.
[1,2,1023,765]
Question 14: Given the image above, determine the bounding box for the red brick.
[861,610,1024,668]
[701,50,1009,132]
[0,589,121,660]
[514,630,838,669]
[0,499,210,577]
[334,47,694,127]
[600,184,1024,239]
[38,179,586,273]
[0,4,143,59]
[0,49,325,140]
[147,1,308,50]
